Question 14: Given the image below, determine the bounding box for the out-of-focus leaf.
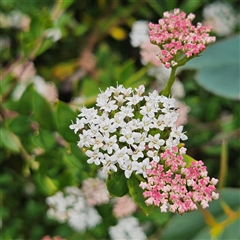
[54,101,78,143]
[160,188,240,240]
[127,174,153,215]
[124,66,148,89]
[8,115,31,135]
[34,174,58,196]
[32,90,55,130]
[180,0,205,13]
[0,128,21,153]
[181,35,240,100]
[106,170,129,197]
[63,152,83,170]
[32,129,56,151]
[17,84,34,114]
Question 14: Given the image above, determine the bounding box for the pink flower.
[113,195,137,218]
[148,8,216,68]
[139,147,219,214]
[82,177,109,206]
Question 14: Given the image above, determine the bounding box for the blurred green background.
[0,0,239,239]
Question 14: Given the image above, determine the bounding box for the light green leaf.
[181,35,240,100]
[0,128,21,153]
[127,175,153,215]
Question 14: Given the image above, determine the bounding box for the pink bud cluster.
[148,8,216,68]
[139,146,219,214]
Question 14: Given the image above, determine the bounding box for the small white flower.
[148,133,164,149]
[147,149,160,162]
[69,118,83,134]
[129,143,145,161]
[135,158,151,178]
[121,160,139,178]
[86,149,103,165]
[120,105,134,117]
[101,154,118,173]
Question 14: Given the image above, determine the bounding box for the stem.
[134,173,146,182]
[161,66,177,96]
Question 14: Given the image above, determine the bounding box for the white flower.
[119,128,135,145]
[135,158,151,178]
[112,146,130,166]
[102,134,119,154]
[169,125,188,144]
[129,143,145,161]
[46,187,102,233]
[129,20,149,47]
[147,149,160,162]
[203,1,238,37]
[69,118,83,134]
[140,102,158,118]
[120,105,134,117]
[101,154,118,174]
[141,115,153,131]
[86,149,103,165]
[148,133,164,149]
[70,84,188,179]
[109,216,147,240]
[121,160,139,178]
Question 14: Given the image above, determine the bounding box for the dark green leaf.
[106,170,129,197]
[32,90,55,130]
[54,101,78,143]
[32,129,56,151]
[17,84,34,114]
[8,115,31,135]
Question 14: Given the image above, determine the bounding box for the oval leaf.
[127,175,153,215]
[54,101,78,143]
[106,170,129,197]
[181,35,240,100]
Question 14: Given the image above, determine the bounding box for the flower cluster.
[82,177,109,206]
[139,146,219,214]
[108,216,147,240]
[112,195,137,218]
[46,186,102,232]
[202,1,238,37]
[70,84,188,178]
[149,8,216,68]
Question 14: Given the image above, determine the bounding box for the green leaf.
[32,129,56,151]
[63,152,83,170]
[106,170,129,197]
[181,35,240,100]
[127,174,153,215]
[54,101,78,143]
[17,84,34,114]
[160,188,240,240]
[183,154,196,167]
[34,174,58,196]
[0,128,21,153]
[32,90,55,130]
[8,115,31,135]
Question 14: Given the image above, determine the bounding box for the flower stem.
[161,66,177,96]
